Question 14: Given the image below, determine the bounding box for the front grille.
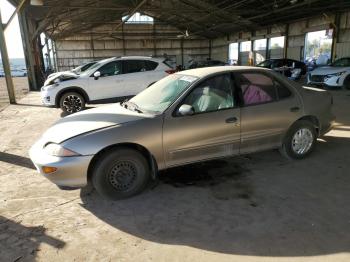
[310,75,325,82]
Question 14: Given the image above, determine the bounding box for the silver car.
[30,66,335,200]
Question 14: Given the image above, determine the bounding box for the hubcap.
[63,95,82,113]
[291,128,314,155]
[108,161,137,191]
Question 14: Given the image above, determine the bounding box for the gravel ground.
[0,90,349,262]
[0,77,29,109]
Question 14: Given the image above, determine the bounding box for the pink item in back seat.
[243,84,272,105]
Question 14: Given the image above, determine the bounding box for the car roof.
[117,56,164,61]
[176,66,269,78]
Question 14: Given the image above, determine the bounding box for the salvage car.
[30,66,335,200]
[41,56,174,113]
[256,59,307,80]
[307,57,350,89]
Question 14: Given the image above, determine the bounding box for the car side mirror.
[93,71,101,80]
[178,104,194,116]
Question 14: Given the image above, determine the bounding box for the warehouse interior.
[1,1,350,261]
[1,0,350,93]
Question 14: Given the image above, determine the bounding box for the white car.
[41,56,175,113]
[307,57,350,89]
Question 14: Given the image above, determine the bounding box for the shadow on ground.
[80,135,350,257]
[0,216,65,261]
[0,152,35,169]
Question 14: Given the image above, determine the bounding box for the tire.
[59,92,85,114]
[92,148,150,200]
[343,76,350,90]
[279,120,317,160]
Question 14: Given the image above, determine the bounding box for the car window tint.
[239,73,277,106]
[275,81,292,99]
[98,61,122,76]
[124,60,147,73]
[183,74,234,114]
[145,61,158,71]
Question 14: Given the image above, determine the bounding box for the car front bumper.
[40,87,58,107]
[29,139,93,188]
[307,74,344,87]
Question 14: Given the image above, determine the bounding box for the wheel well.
[55,87,90,107]
[87,143,158,183]
[297,115,320,134]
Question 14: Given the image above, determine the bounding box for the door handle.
[226,117,238,123]
[290,107,300,112]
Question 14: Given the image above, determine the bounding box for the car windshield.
[128,74,198,114]
[330,58,350,67]
[256,60,272,67]
[80,59,111,77]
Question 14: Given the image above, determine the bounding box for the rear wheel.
[280,120,317,160]
[92,148,150,200]
[59,92,85,114]
[343,76,350,90]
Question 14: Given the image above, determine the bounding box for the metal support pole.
[331,13,341,62]
[284,24,289,59]
[44,35,52,70]
[181,38,184,66]
[209,39,212,59]
[0,11,16,104]
[266,38,270,60]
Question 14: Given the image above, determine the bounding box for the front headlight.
[44,143,80,157]
[326,71,347,77]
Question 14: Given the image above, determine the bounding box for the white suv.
[41,56,175,113]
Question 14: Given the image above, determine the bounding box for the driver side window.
[98,61,122,77]
[182,74,234,114]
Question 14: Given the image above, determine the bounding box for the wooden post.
[0,11,16,104]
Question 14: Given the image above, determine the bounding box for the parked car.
[307,57,350,89]
[0,68,27,77]
[256,59,307,80]
[30,66,335,200]
[41,56,174,113]
[47,61,98,80]
[188,59,226,69]
[11,68,27,77]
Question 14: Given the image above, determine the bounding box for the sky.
[0,0,24,58]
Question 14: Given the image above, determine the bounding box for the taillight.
[165,69,176,74]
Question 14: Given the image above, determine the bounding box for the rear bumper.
[29,140,93,187]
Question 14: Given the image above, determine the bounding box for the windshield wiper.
[122,101,143,113]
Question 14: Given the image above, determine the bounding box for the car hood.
[311,66,349,75]
[42,104,150,144]
[44,71,78,86]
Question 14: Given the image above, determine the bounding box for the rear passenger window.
[238,73,277,106]
[275,81,292,99]
[145,61,158,71]
[123,60,146,73]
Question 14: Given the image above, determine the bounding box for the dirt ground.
[0,77,29,108]
[0,89,349,262]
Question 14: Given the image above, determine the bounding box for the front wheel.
[92,148,150,200]
[59,92,85,114]
[280,120,317,160]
